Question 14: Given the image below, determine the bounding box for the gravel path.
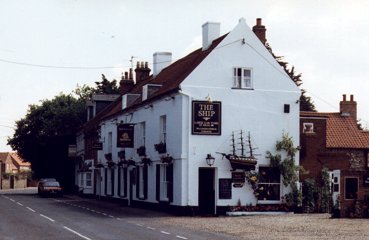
[146,214,369,240]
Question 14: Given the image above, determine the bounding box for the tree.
[8,94,85,191]
[266,133,302,210]
[266,43,316,112]
[94,74,120,95]
[8,74,120,192]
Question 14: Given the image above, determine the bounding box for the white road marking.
[102,213,107,216]
[161,231,171,235]
[147,227,156,230]
[176,236,188,239]
[26,207,36,212]
[136,223,143,227]
[9,198,15,202]
[40,214,55,222]
[17,202,23,206]
[108,215,114,218]
[63,226,92,240]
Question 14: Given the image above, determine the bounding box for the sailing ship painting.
[217,130,258,171]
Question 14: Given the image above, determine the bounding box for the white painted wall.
[96,18,300,209]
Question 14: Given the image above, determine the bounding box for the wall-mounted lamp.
[206,153,215,167]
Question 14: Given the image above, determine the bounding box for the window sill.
[257,200,281,204]
[231,87,254,90]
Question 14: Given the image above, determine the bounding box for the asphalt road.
[0,190,238,240]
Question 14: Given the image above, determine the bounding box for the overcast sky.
[1,0,369,151]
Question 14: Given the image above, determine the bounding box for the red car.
[37,179,63,197]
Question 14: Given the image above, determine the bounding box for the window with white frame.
[136,165,147,199]
[303,123,314,133]
[108,131,113,153]
[258,167,281,201]
[160,115,167,143]
[85,172,92,188]
[118,167,127,197]
[160,164,169,201]
[233,67,253,89]
[136,122,146,147]
[105,168,114,196]
[79,173,84,187]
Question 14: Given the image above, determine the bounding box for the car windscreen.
[44,182,60,187]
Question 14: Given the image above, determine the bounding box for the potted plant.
[161,154,173,164]
[331,194,341,218]
[137,146,146,156]
[107,161,116,168]
[154,142,167,154]
[118,150,125,160]
[141,156,151,166]
[94,163,104,168]
[104,153,112,161]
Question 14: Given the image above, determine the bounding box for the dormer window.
[233,67,253,89]
[142,84,162,101]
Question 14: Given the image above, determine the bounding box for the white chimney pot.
[153,52,172,77]
[202,22,220,50]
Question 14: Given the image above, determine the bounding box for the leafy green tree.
[8,94,85,191]
[94,74,120,94]
[266,43,316,112]
[8,74,120,191]
[266,133,302,210]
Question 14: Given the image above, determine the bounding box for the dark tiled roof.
[101,34,228,121]
[301,111,369,149]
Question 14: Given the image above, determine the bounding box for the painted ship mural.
[217,130,258,171]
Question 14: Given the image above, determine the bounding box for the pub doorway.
[198,168,216,215]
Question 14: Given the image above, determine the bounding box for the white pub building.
[78,18,300,215]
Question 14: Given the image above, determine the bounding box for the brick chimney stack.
[340,94,357,121]
[135,61,151,83]
[252,18,267,45]
[119,69,134,94]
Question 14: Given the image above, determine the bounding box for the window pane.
[258,167,280,201]
[345,178,358,199]
[259,167,280,183]
[237,68,242,76]
[258,184,280,201]
[243,69,251,77]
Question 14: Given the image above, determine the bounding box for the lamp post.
[206,154,215,167]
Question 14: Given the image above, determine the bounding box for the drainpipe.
[178,89,193,207]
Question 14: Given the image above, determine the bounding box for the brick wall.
[300,117,369,217]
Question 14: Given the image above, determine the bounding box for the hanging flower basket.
[118,150,125,159]
[137,146,146,156]
[141,157,152,166]
[161,154,173,164]
[94,163,104,168]
[154,142,167,154]
[118,159,136,167]
[104,153,112,161]
[107,161,116,168]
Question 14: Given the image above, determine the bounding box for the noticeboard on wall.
[191,101,221,135]
[219,178,232,199]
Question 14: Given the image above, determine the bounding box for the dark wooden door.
[198,168,215,215]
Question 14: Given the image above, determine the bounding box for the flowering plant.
[245,170,262,197]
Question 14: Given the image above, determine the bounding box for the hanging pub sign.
[192,100,221,135]
[117,124,135,148]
